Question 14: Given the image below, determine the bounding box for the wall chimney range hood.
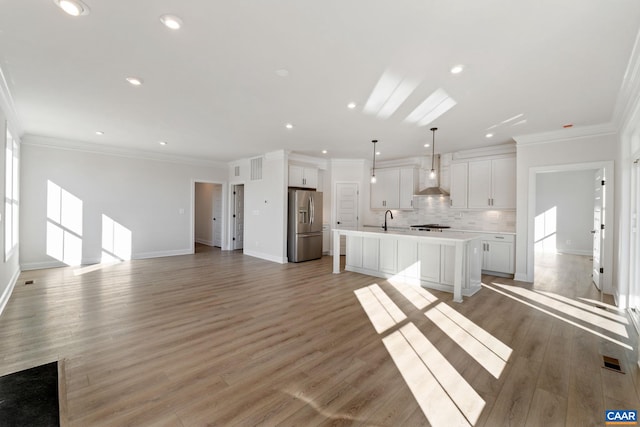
[415,154,450,197]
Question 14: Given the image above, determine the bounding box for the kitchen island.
[333,228,482,302]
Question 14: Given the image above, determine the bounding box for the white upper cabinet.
[289,165,318,189]
[399,167,418,209]
[371,168,399,209]
[449,162,468,209]
[371,167,417,210]
[467,157,516,209]
[490,157,516,208]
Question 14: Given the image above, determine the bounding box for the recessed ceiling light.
[126,77,143,86]
[53,0,89,16]
[376,151,381,156]
[275,69,290,78]
[322,150,328,154]
[95,131,104,136]
[347,102,357,109]
[424,143,430,148]
[450,64,464,74]
[159,141,167,146]
[285,123,293,129]
[485,133,494,138]
[160,14,183,30]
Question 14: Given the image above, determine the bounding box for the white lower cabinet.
[379,238,397,274]
[480,234,515,275]
[346,236,363,268]
[362,237,380,271]
[418,242,441,283]
[397,240,419,279]
[440,245,456,286]
[343,232,482,299]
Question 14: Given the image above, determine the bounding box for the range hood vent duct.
[415,154,450,197]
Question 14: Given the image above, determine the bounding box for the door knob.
[337,221,341,224]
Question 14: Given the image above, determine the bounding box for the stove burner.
[410,224,451,229]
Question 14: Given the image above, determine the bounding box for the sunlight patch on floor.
[383,324,476,427]
[425,304,508,379]
[354,284,407,334]
[491,283,628,338]
[482,283,632,350]
[536,290,628,324]
[388,281,438,310]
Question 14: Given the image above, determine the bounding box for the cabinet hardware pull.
[488,198,491,206]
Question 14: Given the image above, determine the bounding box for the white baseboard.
[195,238,214,246]
[514,272,531,282]
[0,267,21,317]
[243,250,287,264]
[21,250,194,271]
[557,249,592,256]
[134,249,193,260]
[21,260,67,271]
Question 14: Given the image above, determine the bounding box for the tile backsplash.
[369,196,516,232]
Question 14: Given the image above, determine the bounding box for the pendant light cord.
[430,127,437,172]
[372,139,377,178]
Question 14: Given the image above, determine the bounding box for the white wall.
[194,182,215,246]
[0,110,21,315]
[535,170,595,255]
[241,150,288,263]
[20,137,228,270]
[514,127,618,293]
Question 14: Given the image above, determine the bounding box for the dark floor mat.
[0,361,59,427]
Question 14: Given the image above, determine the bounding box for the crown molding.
[513,123,617,146]
[22,134,227,168]
[451,143,516,160]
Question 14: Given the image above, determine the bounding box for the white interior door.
[233,184,244,250]
[336,183,359,255]
[592,169,604,290]
[213,184,222,247]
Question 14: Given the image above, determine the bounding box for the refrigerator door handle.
[310,195,314,226]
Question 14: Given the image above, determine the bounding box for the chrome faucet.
[383,209,393,231]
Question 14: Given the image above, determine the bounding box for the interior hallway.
[0,250,637,426]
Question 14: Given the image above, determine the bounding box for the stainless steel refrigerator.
[288,189,323,262]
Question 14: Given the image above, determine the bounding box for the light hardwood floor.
[0,246,638,426]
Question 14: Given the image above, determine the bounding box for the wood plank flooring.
[0,246,638,426]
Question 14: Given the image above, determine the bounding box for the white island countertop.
[353,227,483,241]
[333,228,482,302]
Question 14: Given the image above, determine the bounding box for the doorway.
[334,182,359,255]
[194,182,223,251]
[530,161,614,294]
[232,184,244,250]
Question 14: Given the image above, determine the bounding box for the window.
[4,125,19,260]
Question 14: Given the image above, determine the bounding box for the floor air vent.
[24,280,34,285]
[602,355,624,373]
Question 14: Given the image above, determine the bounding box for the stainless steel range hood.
[414,154,450,197]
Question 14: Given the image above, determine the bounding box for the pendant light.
[370,139,378,183]
[429,127,438,179]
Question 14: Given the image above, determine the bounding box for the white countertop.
[335,227,482,242]
[362,225,515,236]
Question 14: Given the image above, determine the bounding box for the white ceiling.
[1,0,639,163]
